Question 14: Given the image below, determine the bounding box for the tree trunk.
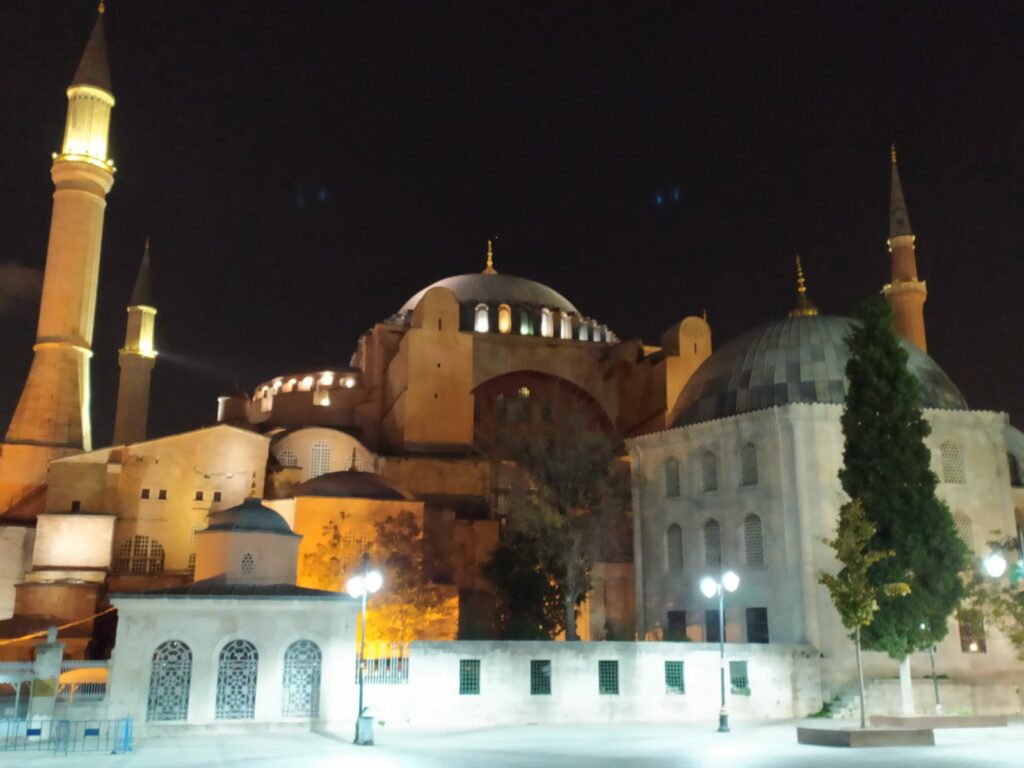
[898,656,914,715]
[855,627,867,729]
[564,595,578,641]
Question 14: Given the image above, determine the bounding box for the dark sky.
[0,1,1021,445]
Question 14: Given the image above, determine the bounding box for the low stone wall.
[864,680,1023,717]
[361,640,822,728]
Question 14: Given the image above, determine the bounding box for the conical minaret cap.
[71,5,112,93]
[889,144,913,238]
[130,239,155,308]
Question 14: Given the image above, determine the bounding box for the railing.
[56,682,107,703]
[0,662,34,674]
[60,660,108,671]
[0,718,132,754]
[356,643,409,685]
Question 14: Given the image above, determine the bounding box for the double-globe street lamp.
[347,554,383,746]
[700,570,740,733]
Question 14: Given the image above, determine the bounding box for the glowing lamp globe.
[983,552,1007,578]
[346,574,365,598]
[364,569,384,594]
[700,576,718,599]
[721,570,740,593]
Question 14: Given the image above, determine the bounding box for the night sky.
[0,1,1021,445]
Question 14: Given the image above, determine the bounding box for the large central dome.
[672,315,968,427]
[398,273,579,316]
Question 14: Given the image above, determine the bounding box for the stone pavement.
[5,719,1023,767]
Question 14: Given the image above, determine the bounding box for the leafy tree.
[481,528,564,639]
[819,500,910,728]
[839,296,969,659]
[964,537,1024,660]
[483,406,631,640]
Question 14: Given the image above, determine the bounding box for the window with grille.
[187,553,196,575]
[746,607,769,643]
[729,660,749,694]
[282,640,322,718]
[744,513,764,567]
[530,660,551,695]
[213,491,222,502]
[70,500,81,511]
[141,488,150,499]
[940,441,965,484]
[598,660,619,695]
[194,490,204,501]
[147,640,192,722]
[953,511,973,550]
[113,535,165,575]
[664,661,685,694]
[459,659,480,695]
[277,450,298,468]
[215,639,258,719]
[664,458,680,497]
[705,609,721,643]
[704,519,721,566]
[309,441,331,479]
[666,524,683,571]
[1008,454,1022,487]
[240,552,255,577]
[739,443,758,486]
[958,609,987,653]
[701,451,718,492]
[474,303,490,333]
[158,489,167,500]
[667,610,687,641]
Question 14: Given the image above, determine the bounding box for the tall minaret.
[0,5,115,513]
[113,240,157,445]
[882,144,928,352]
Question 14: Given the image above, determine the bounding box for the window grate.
[957,609,987,653]
[701,451,718,492]
[113,535,165,575]
[746,607,769,643]
[739,443,758,486]
[953,512,973,550]
[598,660,619,695]
[282,640,321,718]
[729,660,749,694]
[666,524,683,571]
[240,552,255,577]
[215,639,258,720]
[147,640,192,722]
[530,660,551,696]
[704,519,721,566]
[459,659,480,695]
[940,441,965,484]
[744,513,764,567]
[277,450,298,468]
[664,458,680,497]
[309,441,331,479]
[664,661,685,694]
[1009,453,1023,487]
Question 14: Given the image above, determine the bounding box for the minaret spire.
[883,144,928,352]
[789,254,819,318]
[482,239,497,274]
[113,240,157,445]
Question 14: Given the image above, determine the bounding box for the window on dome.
[520,311,533,336]
[940,441,965,484]
[277,450,298,468]
[474,303,489,333]
[498,304,512,334]
[309,441,331,479]
[588,320,600,341]
[578,322,589,341]
[560,314,573,339]
[540,309,553,338]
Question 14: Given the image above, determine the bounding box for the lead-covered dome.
[398,273,579,317]
[205,497,298,537]
[672,315,968,427]
[295,470,412,501]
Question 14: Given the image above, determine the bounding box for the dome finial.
[789,254,819,318]
[890,142,897,165]
[483,239,497,274]
[98,1,105,14]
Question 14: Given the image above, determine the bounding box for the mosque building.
[0,6,1021,709]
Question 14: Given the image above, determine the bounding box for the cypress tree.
[839,296,969,658]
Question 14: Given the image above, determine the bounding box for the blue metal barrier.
[0,717,132,754]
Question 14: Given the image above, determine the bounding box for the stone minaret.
[883,145,928,352]
[113,240,157,445]
[0,6,115,513]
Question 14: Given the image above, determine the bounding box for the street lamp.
[347,554,383,746]
[919,622,941,714]
[700,570,740,733]
[983,551,1007,578]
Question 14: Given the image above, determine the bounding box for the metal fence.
[0,718,132,755]
[356,643,409,685]
[56,682,108,702]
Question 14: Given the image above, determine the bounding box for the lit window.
[704,519,721,566]
[314,388,331,406]
[540,309,553,338]
[300,376,314,391]
[560,313,573,339]
[666,524,683,571]
[739,443,758,486]
[459,659,480,695]
[701,451,718,492]
[260,392,273,412]
[588,320,599,341]
[474,303,490,333]
[958,608,986,653]
[940,441,965,484]
[498,305,512,334]
[598,660,618,695]
[520,311,533,336]
[518,386,531,399]
[343,376,356,389]
[272,379,283,394]
[319,372,334,387]
[664,458,680,497]
[744,513,764,567]
[283,378,297,393]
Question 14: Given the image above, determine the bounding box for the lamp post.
[700,570,740,733]
[983,551,1007,579]
[347,553,383,746]
[919,622,941,714]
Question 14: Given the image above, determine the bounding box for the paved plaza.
[6,719,1024,767]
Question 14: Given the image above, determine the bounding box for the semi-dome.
[672,315,968,428]
[295,470,412,501]
[205,497,298,537]
[398,272,579,316]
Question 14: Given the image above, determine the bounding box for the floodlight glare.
[722,570,740,593]
[983,552,1007,578]
[346,574,365,598]
[700,576,718,598]
[364,569,383,594]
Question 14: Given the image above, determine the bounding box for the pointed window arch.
[739,443,758,486]
[540,308,554,337]
[216,639,258,720]
[701,451,719,492]
[497,304,512,334]
[664,457,680,497]
[282,640,322,718]
[474,303,490,333]
[940,441,965,484]
[560,313,573,339]
[147,640,192,722]
[704,519,722,566]
[744,513,764,567]
[666,524,683,571]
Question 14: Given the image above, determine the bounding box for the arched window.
[704,519,722,566]
[1008,454,1022,487]
[744,514,764,567]
[519,310,534,336]
[701,451,718,492]
[578,321,589,341]
[277,450,298,468]
[664,458,680,497]
[282,640,322,718]
[147,640,192,722]
[739,443,758,486]
[666,524,683,571]
[588,320,600,341]
[309,440,331,479]
[940,441,965,484]
[216,639,258,720]
[240,552,255,577]
[954,511,973,550]
[474,303,490,333]
[498,304,512,334]
[113,535,165,575]
[560,313,573,339]
[540,308,553,338]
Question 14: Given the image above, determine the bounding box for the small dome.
[398,273,579,317]
[204,498,297,536]
[672,315,968,427]
[295,471,412,501]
